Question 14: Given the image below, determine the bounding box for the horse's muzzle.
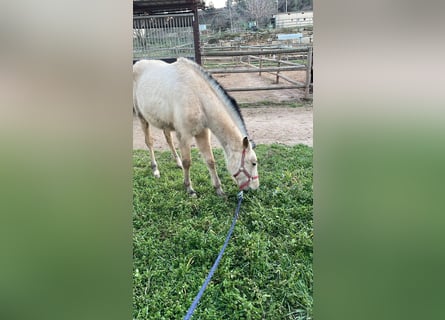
[249,176,260,190]
[238,175,259,191]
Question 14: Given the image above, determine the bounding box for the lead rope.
[183,190,244,320]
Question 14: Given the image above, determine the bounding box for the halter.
[233,148,259,190]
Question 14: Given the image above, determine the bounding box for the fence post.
[192,7,201,65]
[259,48,263,77]
[276,53,281,84]
[305,46,313,99]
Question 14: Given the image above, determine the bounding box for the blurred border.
[314,1,445,319]
[2,0,445,319]
[0,1,133,319]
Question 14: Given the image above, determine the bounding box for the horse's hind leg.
[138,116,160,178]
[163,129,183,169]
[195,129,225,197]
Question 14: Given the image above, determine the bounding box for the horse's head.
[230,137,259,191]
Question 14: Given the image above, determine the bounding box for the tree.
[244,0,276,27]
[210,9,231,31]
[278,0,313,13]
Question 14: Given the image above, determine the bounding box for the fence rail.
[203,47,310,57]
[201,46,313,99]
[208,66,306,74]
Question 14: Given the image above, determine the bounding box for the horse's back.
[134,59,171,83]
[133,59,204,133]
[133,59,178,93]
[133,58,198,93]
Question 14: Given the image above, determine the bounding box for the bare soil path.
[133,106,312,150]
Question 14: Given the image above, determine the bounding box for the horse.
[133,57,259,196]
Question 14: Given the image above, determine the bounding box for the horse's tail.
[132,60,145,117]
[133,60,145,83]
[133,91,140,117]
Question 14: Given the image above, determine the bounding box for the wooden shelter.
[133,0,205,64]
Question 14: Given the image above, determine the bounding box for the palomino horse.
[133,57,259,196]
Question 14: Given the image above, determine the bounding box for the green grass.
[133,144,313,319]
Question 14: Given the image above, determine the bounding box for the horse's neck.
[202,98,243,156]
[186,63,244,156]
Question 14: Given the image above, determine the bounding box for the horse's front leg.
[195,130,225,197]
[178,141,196,197]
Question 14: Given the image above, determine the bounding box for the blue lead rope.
[183,191,244,320]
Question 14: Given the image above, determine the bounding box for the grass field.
[133,144,313,319]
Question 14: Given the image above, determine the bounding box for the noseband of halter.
[233,148,259,190]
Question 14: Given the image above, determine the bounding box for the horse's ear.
[242,136,249,149]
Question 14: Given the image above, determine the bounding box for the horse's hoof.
[189,191,197,198]
[153,170,160,178]
[216,189,226,198]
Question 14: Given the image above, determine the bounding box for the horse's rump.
[133,59,207,134]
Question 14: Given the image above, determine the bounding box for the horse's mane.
[177,57,248,138]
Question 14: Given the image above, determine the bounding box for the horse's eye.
[252,162,257,166]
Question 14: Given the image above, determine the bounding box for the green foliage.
[133,144,313,319]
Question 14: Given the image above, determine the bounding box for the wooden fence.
[201,45,313,99]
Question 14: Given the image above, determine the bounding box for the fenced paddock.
[202,45,313,99]
[133,0,203,63]
[133,14,195,61]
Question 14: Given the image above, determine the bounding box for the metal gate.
[133,13,195,61]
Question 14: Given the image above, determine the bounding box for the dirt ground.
[133,71,313,150]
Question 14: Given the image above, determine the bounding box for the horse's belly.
[136,90,177,130]
[143,112,175,131]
